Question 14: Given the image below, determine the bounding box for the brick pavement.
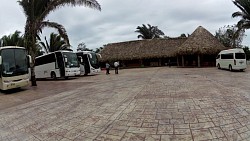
[0,67,249,141]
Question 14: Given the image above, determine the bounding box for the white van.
[216,48,247,71]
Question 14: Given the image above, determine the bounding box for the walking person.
[168,59,171,68]
[106,62,110,75]
[114,61,119,74]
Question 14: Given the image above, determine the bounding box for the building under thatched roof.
[101,38,187,62]
[178,26,226,55]
[100,26,226,68]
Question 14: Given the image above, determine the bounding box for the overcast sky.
[0,0,249,51]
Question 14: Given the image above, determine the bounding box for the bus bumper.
[2,79,30,90]
[90,68,101,74]
[65,69,81,76]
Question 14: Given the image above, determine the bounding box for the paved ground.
[0,67,250,141]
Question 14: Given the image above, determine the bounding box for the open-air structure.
[100,26,226,68]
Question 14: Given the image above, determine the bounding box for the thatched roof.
[178,26,226,55]
[100,38,187,61]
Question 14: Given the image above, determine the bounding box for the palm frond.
[40,21,70,45]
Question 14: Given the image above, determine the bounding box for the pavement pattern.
[0,67,250,141]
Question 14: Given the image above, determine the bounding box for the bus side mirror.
[64,57,68,63]
[27,55,32,64]
[89,54,92,59]
[97,53,102,58]
[0,56,2,65]
[78,56,83,63]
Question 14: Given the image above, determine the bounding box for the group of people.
[106,61,119,75]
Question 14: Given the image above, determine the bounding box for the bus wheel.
[64,76,69,80]
[51,72,57,80]
[229,65,233,71]
[84,73,88,76]
[217,64,220,69]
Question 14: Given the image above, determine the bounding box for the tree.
[215,25,245,48]
[95,47,103,53]
[232,0,250,30]
[39,33,70,54]
[135,24,164,39]
[0,31,25,47]
[77,42,86,51]
[179,33,187,38]
[77,42,93,51]
[242,46,250,60]
[18,0,101,86]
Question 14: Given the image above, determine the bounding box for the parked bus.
[216,48,247,71]
[76,51,101,75]
[35,50,80,79]
[0,46,31,90]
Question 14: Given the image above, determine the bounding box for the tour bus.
[76,51,101,75]
[35,50,80,79]
[216,48,247,71]
[0,46,31,90]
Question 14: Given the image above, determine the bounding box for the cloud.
[0,0,249,51]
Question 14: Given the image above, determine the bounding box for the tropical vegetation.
[18,0,101,86]
[39,33,70,54]
[232,0,250,30]
[0,31,25,47]
[135,24,164,39]
[215,25,245,48]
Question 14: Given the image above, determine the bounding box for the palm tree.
[18,0,101,86]
[135,24,164,39]
[0,31,25,47]
[39,33,70,54]
[232,0,250,30]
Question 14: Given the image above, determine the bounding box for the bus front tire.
[51,72,57,80]
[229,65,233,72]
[217,64,220,69]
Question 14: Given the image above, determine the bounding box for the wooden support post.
[177,56,179,66]
[182,56,184,67]
[198,55,201,67]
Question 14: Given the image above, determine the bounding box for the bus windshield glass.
[88,53,100,69]
[1,48,28,77]
[63,52,79,68]
[235,53,246,59]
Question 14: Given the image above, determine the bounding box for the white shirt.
[114,62,119,67]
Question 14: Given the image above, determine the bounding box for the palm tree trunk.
[29,0,37,86]
[30,50,37,86]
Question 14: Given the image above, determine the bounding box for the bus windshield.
[63,52,79,68]
[235,53,246,59]
[1,48,28,77]
[88,53,100,69]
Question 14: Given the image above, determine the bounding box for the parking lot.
[0,67,250,141]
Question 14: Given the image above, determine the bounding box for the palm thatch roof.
[100,38,187,61]
[178,26,226,55]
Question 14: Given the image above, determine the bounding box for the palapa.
[178,26,226,55]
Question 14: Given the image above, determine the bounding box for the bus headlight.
[4,80,11,83]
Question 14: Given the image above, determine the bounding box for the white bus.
[35,50,80,79]
[0,46,31,90]
[216,48,247,71]
[76,51,101,75]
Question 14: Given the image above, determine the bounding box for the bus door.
[55,52,65,77]
[83,54,90,74]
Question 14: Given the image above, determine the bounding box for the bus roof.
[219,48,244,54]
[0,46,26,50]
[76,51,94,54]
[36,50,74,59]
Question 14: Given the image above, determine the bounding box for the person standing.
[106,62,110,75]
[114,61,119,74]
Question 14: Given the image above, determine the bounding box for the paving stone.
[0,67,250,141]
[161,134,193,141]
